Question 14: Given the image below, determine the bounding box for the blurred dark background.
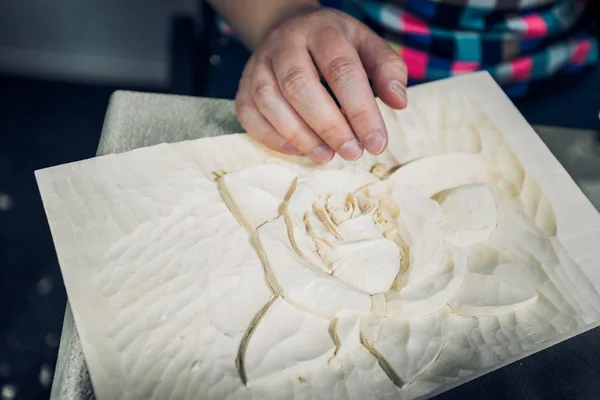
[0,1,599,399]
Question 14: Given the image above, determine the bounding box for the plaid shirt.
[216,0,598,98]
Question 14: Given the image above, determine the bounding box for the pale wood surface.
[50,90,600,400]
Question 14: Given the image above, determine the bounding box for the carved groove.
[236,295,278,386]
[249,232,283,296]
[408,341,445,384]
[217,177,254,233]
[328,319,340,362]
[370,163,402,180]
[390,243,410,291]
[212,169,227,180]
[359,332,405,388]
[277,176,298,215]
[312,202,344,240]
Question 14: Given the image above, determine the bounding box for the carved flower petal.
[387,153,489,198]
[244,298,334,384]
[326,193,359,225]
[333,239,400,294]
[391,187,445,284]
[435,183,498,247]
[386,244,467,317]
[303,210,341,271]
[449,273,538,317]
[289,170,378,215]
[337,214,383,241]
[304,210,336,243]
[312,197,345,240]
[257,217,372,318]
[218,165,298,231]
[285,211,331,273]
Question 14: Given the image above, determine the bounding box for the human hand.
[235,6,408,162]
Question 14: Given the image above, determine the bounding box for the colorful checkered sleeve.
[215,0,598,98]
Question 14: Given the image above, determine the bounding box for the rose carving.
[215,156,548,390]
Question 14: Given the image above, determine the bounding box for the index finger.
[309,29,389,155]
[271,47,364,161]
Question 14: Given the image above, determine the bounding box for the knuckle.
[251,80,276,108]
[344,106,371,125]
[264,30,289,50]
[284,130,303,148]
[318,119,347,143]
[325,56,359,85]
[265,21,305,47]
[380,52,407,73]
[251,80,273,99]
[280,67,311,98]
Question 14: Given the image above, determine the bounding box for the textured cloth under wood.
[216,0,598,98]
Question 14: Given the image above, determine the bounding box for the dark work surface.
[513,68,600,131]
[0,76,159,399]
[0,32,598,400]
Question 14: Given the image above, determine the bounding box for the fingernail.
[339,140,363,161]
[312,145,333,162]
[282,142,301,154]
[390,80,407,104]
[365,131,387,155]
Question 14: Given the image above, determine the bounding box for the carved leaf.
[435,183,498,247]
[218,164,298,230]
[243,298,334,384]
[390,187,445,284]
[449,273,538,316]
[386,244,467,317]
[461,244,504,274]
[360,308,448,386]
[340,347,403,400]
[387,153,489,198]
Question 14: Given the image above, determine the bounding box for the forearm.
[207,0,321,50]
